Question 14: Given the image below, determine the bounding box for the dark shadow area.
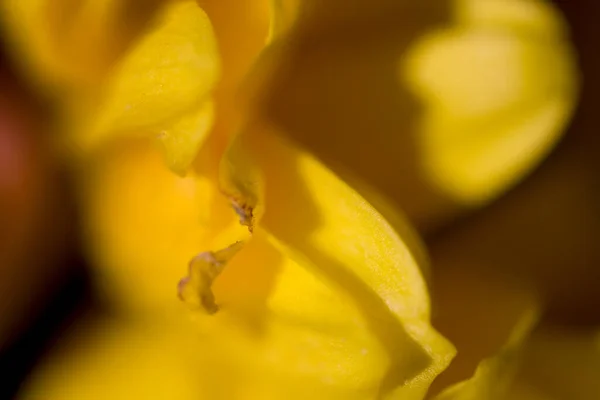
[0,34,97,400]
[0,258,95,400]
[426,0,600,326]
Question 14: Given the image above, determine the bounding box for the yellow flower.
[0,0,589,399]
[4,0,454,399]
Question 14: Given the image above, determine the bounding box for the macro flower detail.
[175,126,456,397]
[0,0,592,399]
[403,0,578,205]
[3,0,456,398]
[2,0,220,173]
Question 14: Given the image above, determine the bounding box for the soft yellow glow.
[0,0,161,89]
[403,0,577,205]
[79,140,239,314]
[2,0,220,175]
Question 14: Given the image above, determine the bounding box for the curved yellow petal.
[207,232,395,399]
[80,0,219,169]
[233,127,455,398]
[403,0,578,205]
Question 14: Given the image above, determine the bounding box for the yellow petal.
[403,0,578,205]
[1,0,165,89]
[208,232,396,399]
[82,0,219,163]
[238,128,455,398]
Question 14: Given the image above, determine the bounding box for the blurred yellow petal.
[251,0,578,233]
[1,0,164,89]
[81,0,219,171]
[20,317,207,400]
[2,0,219,174]
[404,0,578,205]
[505,329,600,400]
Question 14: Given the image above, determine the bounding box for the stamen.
[178,241,245,314]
